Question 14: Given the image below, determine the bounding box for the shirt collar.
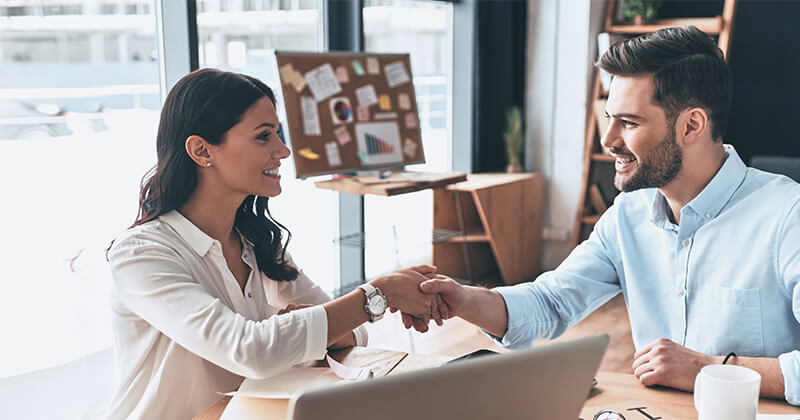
[160,210,216,256]
[650,144,747,226]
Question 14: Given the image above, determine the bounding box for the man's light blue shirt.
[492,145,800,404]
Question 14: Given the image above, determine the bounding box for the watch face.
[368,294,386,315]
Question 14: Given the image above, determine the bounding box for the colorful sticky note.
[378,94,392,111]
[298,147,320,160]
[397,93,411,110]
[366,57,380,75]
[356,106,370,121]
[334,126,352,145]
[352,60,365,76]
[335,65,349,83]
[404,112,418,129]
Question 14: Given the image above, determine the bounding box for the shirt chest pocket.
[703,286,765,356]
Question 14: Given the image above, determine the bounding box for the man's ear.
[185,135,213,168]
[678,107,709,146]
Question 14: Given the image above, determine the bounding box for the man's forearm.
[458,286,509,338]
[718,355,785,399]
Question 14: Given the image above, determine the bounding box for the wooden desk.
[583,371,800,419]
[197,370,800,420]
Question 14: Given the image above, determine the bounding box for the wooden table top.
[583,371,800,420]
[196,370,800,420]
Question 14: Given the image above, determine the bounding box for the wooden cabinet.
[433,173,544,286]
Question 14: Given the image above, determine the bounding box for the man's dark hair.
[597,26,732,141]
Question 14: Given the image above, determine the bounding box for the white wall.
[525,0,607,270]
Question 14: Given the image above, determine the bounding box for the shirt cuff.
[482,285,547,350]
[352,325,369,347]
[779,350,800,405]
[299,305,328,361]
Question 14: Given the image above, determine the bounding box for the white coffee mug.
[694,364,761,420]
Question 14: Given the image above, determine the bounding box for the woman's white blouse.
[106,210,367,419]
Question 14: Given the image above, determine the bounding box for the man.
[415,26,800,404]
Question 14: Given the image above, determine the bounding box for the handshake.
[368,264,467,333]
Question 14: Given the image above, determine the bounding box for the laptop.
[288,334,609,420]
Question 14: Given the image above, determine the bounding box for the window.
[362,0,454,278]
[195,0,340,293]
[0,1,160,377]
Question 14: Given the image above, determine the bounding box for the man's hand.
[633,338,716,391]
[419,274,470,319]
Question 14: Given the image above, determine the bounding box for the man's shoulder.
[743,167,800,204]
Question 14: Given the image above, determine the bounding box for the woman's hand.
[277,303,313,315]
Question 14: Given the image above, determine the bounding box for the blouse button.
[248,292,252,298]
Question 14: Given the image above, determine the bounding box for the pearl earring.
[205,162,212,167]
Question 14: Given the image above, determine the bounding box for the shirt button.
[678,289,685,297]
[248,292,252,298]
[705,212,712,219]
[681,239,689,247]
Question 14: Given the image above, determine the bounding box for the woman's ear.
[679,107,709,146]
[185,135,213,168]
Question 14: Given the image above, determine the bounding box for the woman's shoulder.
[109,217,179,259]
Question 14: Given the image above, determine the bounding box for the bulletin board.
[275,51,425,178]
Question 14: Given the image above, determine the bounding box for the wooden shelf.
[592,153,615,163]
[315,171,466,196]
[609,16,722,34]
[581,215,601,224]
[433,173,544,285]
[438,232,490,244]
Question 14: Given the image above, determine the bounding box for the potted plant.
[504,106,524,173]
[622,0,661,25]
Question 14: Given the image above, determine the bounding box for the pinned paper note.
[298,147,320,160]
[301,96,321,136]
[279,63,306,92]
[334,126,352,145]
[373,112,398,120]
[329,97,354,124]
[356,105,370,121]
[304,63,342,102]
[378,94,392,111]
[335,65,349,83]
[355,84,378,107]
[404,112,418,129]
[403,138,418,159]
[352,59,365,76]
[366,57,380,74]
[355,121,404,165]
[325,142,342,167]
[398,93,411,110]
[384,61,411,88]
[300,96,321,136]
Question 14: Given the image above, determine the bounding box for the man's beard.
[614,129,683,192]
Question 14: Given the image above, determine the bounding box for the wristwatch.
[357,283,387,322]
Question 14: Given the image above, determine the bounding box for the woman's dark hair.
[597,26,732,141]
[129,68,298,281]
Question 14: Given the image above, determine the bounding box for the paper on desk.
[758,415,800,419]
[326,353,373,380]
[222,367,342,399]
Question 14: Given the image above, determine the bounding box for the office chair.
[749,155,800,183]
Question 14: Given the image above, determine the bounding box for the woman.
[106,68,439,419]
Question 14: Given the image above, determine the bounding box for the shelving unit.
[571,0,737,247]
[433,173,544,286]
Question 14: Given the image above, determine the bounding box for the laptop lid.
[288,334,609,420]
